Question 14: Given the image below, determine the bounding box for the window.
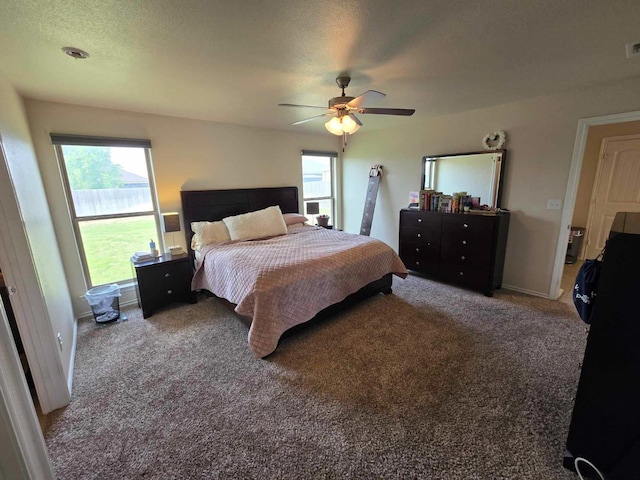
[301,151,337,225]
[52,135,161,287]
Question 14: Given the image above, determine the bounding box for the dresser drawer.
[441,214,495,238]
[439,265,489,290]
[401,253,439,275]
[400,210,441,229]
[441,234,493,264]
[440,243,492,269]
[399,227,441,245]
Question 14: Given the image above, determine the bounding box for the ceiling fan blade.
[346,90,386,108]
[278,103,330,110]
[290,113,334,126]
[356,107,416,116]
[349,112,363,126]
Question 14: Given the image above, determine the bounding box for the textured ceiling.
[1,0,640,134]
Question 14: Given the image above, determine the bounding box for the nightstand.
[131,253,197,318]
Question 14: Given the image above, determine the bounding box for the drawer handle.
[417,233,421,238]
[164,273,171,278]
[463,223,469,228]
[427,242,431,246]
[417,218,422,223]
[415,261,420,266]
[461,255,466,260]
[459,272,464,276]
[415,247,420,252]
[167,289,173,295]
[462,240,467,245]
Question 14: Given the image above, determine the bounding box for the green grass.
[79,216,158,286]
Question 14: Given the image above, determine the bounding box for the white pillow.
[190,220,231,250]
[223,206,288,241]
[282,213,309,226]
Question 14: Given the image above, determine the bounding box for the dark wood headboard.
[180,186,299,256]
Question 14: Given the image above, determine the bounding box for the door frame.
[0,295,55,479]
[551,110,640,299]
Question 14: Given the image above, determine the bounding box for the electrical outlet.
[547,199,562,210]
[57,332,63,351]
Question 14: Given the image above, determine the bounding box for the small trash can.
[565,226,585,264]
[85,284,121,323]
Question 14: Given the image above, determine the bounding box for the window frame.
[301,150,338,226]
[54,139,162,288]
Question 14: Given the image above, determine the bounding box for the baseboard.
[501,284,551,299]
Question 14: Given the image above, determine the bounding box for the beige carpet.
[44,274,585,479]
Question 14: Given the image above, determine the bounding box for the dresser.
[399,209,510,296]
[132,253,197,318]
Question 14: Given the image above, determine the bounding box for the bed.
[181,186,407,358]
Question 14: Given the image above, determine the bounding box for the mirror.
[421,149,505,209]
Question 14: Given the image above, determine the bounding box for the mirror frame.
[420,149,506,209]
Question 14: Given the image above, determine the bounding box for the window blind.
[50,134,151,148]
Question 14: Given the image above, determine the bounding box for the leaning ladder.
[360,165,383,236]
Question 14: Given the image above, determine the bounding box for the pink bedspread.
[192,226,407,357]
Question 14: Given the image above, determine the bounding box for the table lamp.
[162,212,183,254]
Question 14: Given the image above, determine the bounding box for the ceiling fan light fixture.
[341,115,359,134]
[325,115,360,136]
[325,116,344,136]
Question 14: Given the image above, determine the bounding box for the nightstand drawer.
[137,262,191,293]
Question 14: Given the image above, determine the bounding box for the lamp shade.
[325,117,343,136]
[341,115,360,134]
[162,212,181,233]
[325,115,360,136]
[306,202,320,215]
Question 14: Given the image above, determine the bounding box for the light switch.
[547,199,562,210]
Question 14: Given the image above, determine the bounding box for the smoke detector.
[626,42,640,59]
[62,46,90,59]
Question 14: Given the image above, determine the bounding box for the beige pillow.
[282,213,309,226]
[190,220,231,250]
[223,206,288,241]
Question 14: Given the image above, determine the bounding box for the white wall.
[0,73,73,413]
[24,99,341,314]
[342,76,640,297]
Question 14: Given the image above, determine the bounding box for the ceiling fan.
[278,76,415,140]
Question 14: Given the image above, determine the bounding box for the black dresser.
[399,209,510,296]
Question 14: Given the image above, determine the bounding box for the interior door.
[585,134,640,259]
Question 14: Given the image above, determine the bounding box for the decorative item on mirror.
[482,131,506,151]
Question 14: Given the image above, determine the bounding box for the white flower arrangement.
[482,131,506,151]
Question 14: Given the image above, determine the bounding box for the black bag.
[573,249,605,324]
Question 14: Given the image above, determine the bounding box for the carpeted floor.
[44,274,585,479]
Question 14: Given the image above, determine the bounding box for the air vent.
[626,42,640,59]
[62,46,90,59]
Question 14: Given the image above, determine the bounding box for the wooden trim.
[0,297,55,479]
[552,110,640,299]
[0,139,70,415]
